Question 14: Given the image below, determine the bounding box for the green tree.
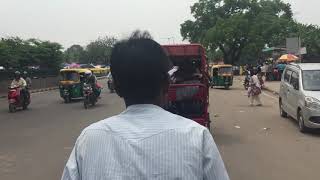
[86,36,117,65]
[35,41,63,70]
[0,37,63,70]
[0,40,14,68]
[181,0,294,64]
[292,23,320,56]
[0,37,24,68]
[64,45,86,63]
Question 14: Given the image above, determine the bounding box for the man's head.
[22,71,28,78]
[84,71,92,78]
[110,31,170,106]
[14,71,21,80]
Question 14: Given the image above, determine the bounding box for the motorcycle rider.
[84,71,100,97]
[11,71,28,102]
[22,71,32,89]
[22,71,32,100]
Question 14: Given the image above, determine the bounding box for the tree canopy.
[181,0,320,64]
[0,37,63,70]
[63,45,86,63]
[64,36,117,65]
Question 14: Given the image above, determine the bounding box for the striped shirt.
[61,104,229,180]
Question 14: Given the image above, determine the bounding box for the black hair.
[110,30,170,103]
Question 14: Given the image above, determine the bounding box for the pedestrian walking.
[261,63,267,78]
[276,62,286,80]
[265,63,273,81]
[61,31,229,180]
[248,71,262,106]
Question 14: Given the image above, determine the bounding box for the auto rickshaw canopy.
[59,69,92,84]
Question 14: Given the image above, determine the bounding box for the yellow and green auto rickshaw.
[210,64,234,89]
[59,69,91,103]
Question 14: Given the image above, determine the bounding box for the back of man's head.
[110,30,170,104]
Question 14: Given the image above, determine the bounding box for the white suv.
[279,63,320,133]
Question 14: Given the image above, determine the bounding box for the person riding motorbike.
[22,71,32,89]
[11,71,28,102]
[84,71,100,97]
[22,71,32,99]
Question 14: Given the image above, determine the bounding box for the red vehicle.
[8,87,30,113]
[162,44,211,129]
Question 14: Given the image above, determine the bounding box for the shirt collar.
[121,104,163,115]
[127,104,162,110]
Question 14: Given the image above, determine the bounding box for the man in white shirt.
[11,71,27,88]
[61,31,229,180]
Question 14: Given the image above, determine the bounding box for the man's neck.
[124,99,160,108]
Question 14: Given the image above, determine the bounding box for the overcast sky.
[0,0,318,48]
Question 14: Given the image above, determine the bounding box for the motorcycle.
[83,83,98,109]
[8,86,30,113]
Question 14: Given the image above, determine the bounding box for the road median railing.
[0,76,107,98]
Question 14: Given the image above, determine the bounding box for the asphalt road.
[0,79,319,180]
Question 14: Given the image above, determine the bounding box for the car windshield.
[302,70,320,91]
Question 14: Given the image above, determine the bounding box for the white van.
[279,63,320,133]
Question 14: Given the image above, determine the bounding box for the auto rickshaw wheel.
[92,98,96,106]
[9,104,16,113]
[22,104,28,110]
[64,96,71,103]
[84,98,89,109]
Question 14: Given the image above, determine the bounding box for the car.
[279,63,320,133]
[79,64,109,76]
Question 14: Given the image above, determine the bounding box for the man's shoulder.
[82,116,119,132]
[171,113,207,130]
[81,110,207,134]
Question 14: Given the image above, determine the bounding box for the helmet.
[15,71,21,76]
[84,71,92,76]
[14,71,21,79]
[22,71,28,77]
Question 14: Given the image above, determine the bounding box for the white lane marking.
[262,92,278,100]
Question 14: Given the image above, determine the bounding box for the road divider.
[0,76,107,99]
